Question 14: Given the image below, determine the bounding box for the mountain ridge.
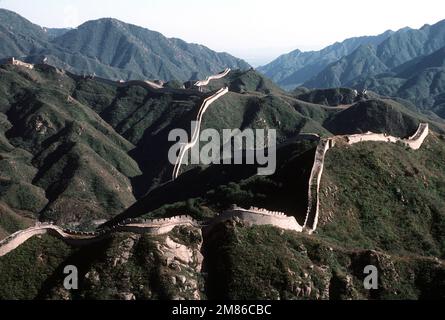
[301,19,445,90]
[0,9,250,82]
[258,19,445,92]
[257,29,395,89]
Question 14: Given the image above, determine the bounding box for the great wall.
[0,60,432,257]
[5,57,34,70]
[0,216,200,257]
[0,208,302,257]
[204,207,303,234]
[172,87,229,179]
[302,123,430,234]
[194,68,231,88]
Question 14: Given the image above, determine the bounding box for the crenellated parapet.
[0,215,202,257]
[247,207,287,217]
[0,207,304,257]
[6,57,34,70]
[204,207,303,234]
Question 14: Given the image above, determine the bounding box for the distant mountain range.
[0,9,250,81]
[259,19,445,92]
[257,30,395,89]
[349,46,445,116]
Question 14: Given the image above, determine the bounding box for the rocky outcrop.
[155,230,204,300]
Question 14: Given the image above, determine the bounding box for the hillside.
[258,30,394,90]
[0,9,50,57]
[0,63,328,233]
[258,19,445,93]
[0,64,142,229]
[0,9,250,82]
[319,132,445,260]
[1,58,445,299]
[107,97,444,227]
[349,46,445,116]
[301,20,445,90]
[304,45,389,89]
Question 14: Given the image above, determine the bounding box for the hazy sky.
[1,0,444,66]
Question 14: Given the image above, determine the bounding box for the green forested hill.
[257,30,394,90]
[2,63,439,232]
[349,47,445,115]
[259,18,445,94]
[1,62,445,300]
[0,9,250,82]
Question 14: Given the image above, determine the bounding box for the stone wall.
[0,216,201,257]
[194,68,231,88]
[204,207,303,234]
[0,208,304,257]
[303,139,331,232]
[92,77,164,90]
[6,57,34,70]
[303,123,429,234]
[172,86,229,180]
[345,123,429,150]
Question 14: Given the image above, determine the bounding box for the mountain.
[259,19,445,92]
[3,61,442,233]
[0,63,326,232]
[0,9,250,82]
[2,38,445,299]
[2,115,445,300]
[51,18,250,81]
[0,9,50,57]
[376,20,445,68]
[257,30,394,90]
[304,45,389,89]
[302,20,445,89]
[349,46,445,116]
[0,63,143,230]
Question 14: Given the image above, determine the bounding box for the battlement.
[6,57,34,70]
[205,207,303,234]
[247,207,287,217]
[0,215,202,257]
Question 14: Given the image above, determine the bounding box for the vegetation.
[0,9,250,82]
[1,12,445,299]
[0,235,74,299]
[0,227,204,300]
[204,223,445,299]
[257,30,394,90]
[319,133,445,258]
